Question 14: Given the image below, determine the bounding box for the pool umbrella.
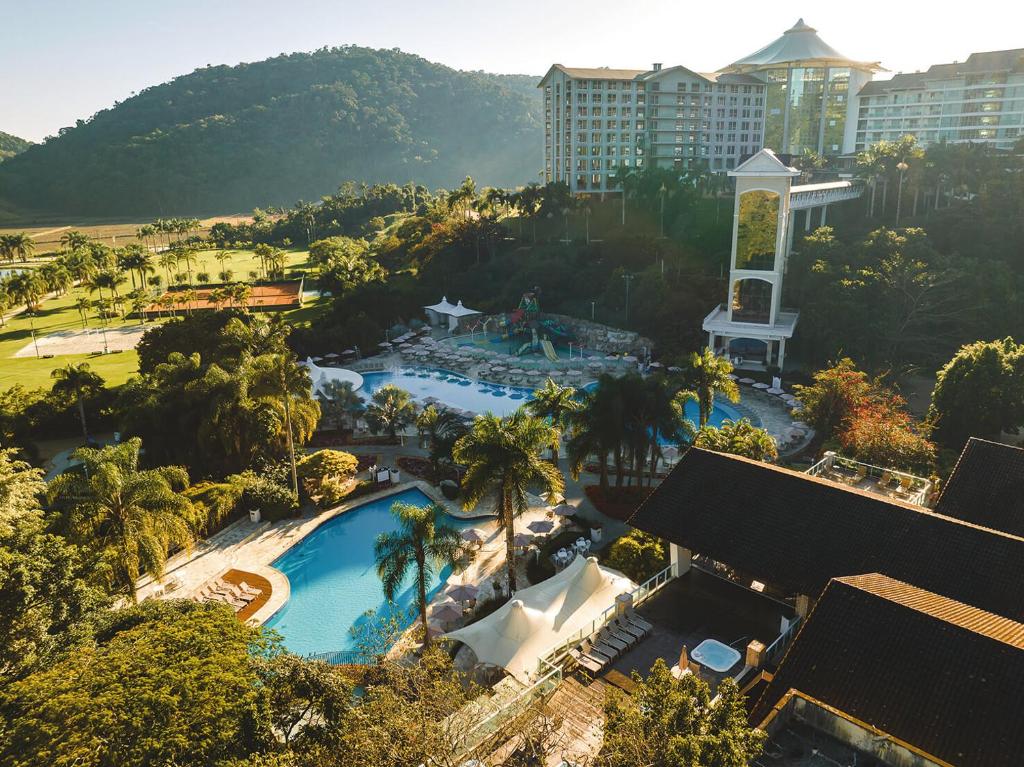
[567,369,583,377]
[766,387,785,395]
[414,616,446,638]
[509,368,525,374]
[604,354,619,361]
[738,377,756,385]
[667,366,682,373]
[727,373,738,380]
[649,361,663,368]
[623,355,638,363]
[446,583,479,602]
[378,342,393,349]
[431,601,464,624]
[527,370,543,377]
[460,528,484,544]
[527,519,555,534]
[513,532,534,548]
[342,349,356,356]
[311,356,323,362]
[491,365,506,372]
[552,503,576,517]
[752,382,769,390]
[324,352,340,359]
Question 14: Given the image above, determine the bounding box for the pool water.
[447,333,595,360]
[265,488,478,657]
[359,367,746,432]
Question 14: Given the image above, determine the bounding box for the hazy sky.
[3,0,1022,142]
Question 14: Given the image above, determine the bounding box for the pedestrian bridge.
[789,180,863,210]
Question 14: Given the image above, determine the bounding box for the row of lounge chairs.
[568,608,654,675]
[195,578,262,611]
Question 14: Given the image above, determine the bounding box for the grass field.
[0,247,323,391]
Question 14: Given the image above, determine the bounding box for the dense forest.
[0,47,542,216]
[0,131,30,162]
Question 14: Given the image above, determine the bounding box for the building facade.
[538,64,767,194]
[853,48,1024,151]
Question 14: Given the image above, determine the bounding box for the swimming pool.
[359,367,747,431]
[447,333,595,360]
[265,487,477,657]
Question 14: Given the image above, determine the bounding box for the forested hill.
[0,47,542,216]
[0,131,30,162]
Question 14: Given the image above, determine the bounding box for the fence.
[806,451,932,506]
[307,649,375,665]
[763,616,802,667]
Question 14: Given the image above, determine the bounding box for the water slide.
[516,341,533,356]
[539,319,576,345]
[540,339,559,362]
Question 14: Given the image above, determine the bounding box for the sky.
[3,0,1023,142]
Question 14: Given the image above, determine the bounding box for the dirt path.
[29,226,70,239]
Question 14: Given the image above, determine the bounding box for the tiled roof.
[751,574,1024,765]
[626,448,1024,621]
[934,438,1024,537]
[547,65,648,81]
[859,48,1024,95]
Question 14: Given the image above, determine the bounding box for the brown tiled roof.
[751,574,1024,765]
[548,65,648,81]
[934,438,1024,537]
[626,448,1024,621]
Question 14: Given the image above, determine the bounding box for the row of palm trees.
[135,218,203,253]
[0,232,35,262]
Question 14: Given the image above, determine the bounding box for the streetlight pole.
[29,317,40,358]
[622,273,634,322]
[590,300,596,321]
[659,183,667,238]
[896,161,909,227]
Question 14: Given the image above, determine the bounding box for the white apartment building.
[538,64,766,194]
[854,48,1024,151]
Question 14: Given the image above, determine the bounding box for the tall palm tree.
[158,251,178,286]
[60,230,90,252]
[318,379,366,430]
[74,296,91,328]
[46,438,198,600]
[366,385,417,439]
[453,411,563,592]
[643,376,696,484]
[685,348,739,429]
[374,500,467,649]
[50,362,105,443]
[6,270,45,311]
[526,378,580,463]
[8,232,34,262]
[251,353,318,496]
[415,405,469,480]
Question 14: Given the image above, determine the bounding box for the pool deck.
[137,470,571,629]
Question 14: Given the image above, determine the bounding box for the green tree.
[793,358,879,442]
[365,384,417,439]
[374,500,468,648]
[255,653,353,748]
[0,448,45,534]
[0,600,271,767]
[46,438,199,599]
[526,377,581,463]
[928,338,1024,447]
[317,379,365,430]
[694,418,779,462]
[684,347,739,429]
[5,269,45,311]
[453,411,564,592]
[599,658,765,767]
[602,530,667,583]
[415,405,469,480]
[50,362,105,443]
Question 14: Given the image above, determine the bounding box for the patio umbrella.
[509,368,525,375]
[649,361,663,368]
[738,377,756,385]
[766,387,785,395]
[527,519,555,534]
[567,369,583,377]
[311,356,323,362]
[431,601,464,624]
[604,354,619,361]
[661,445,681,462]
[667,366,682,373]
[752,382,769,390]
[446,583,479,602]
[552,503,577,517]
[726,373,738,381]
[460,528,484,544]
[342,349,356,356]
[414,616,446,638]
[323,352,340,359]
[513,532,534,548]
[587,361,603,368]
[378,342,393,349]
[623,355,638,363]
[491,365,507,372]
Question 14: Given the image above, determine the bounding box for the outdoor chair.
[605,623,639,648]
[582,637,618,663]
[597,626,631,652]
[569,647,604,675]
[624,608,654,633]
[612,616,646,640]
[238,581,261,599]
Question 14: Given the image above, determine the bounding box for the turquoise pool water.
[359,368,746,431]
[265,487,477,657]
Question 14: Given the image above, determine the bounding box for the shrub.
[297,449,359,505]
[182,481,243,534]
[603,530,668,583]
[231,471,298,522]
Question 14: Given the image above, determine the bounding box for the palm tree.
[453,411,563,592]
[526,378,580,463]
[74,296,91,328]
[374,501,467,649]
[251,353,318,496]
[694,418,778,462]
[643,376,696,484]
[366,384,417,439]
[415,405,469,480]
[46,438,198,599]
[685,348,739,429]
[50,362,105,443]
[6,270,45,311]
[60,230,90,252]
[7,232,35,262]
[318,379,365,430]
[158,252,178,286]
[566,376,622,492]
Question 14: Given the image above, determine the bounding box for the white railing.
[763,616,802,666]
[806,451,932,506]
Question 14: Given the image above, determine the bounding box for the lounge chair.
[237,581,262,599]
[582,637,617,663]
[899,475,914,493]
[612,616,646,640]
[569,647,604,675]
[216,582,253,603]
[880,470,893,487]
[624,608,653,633]
[598,626,632,652]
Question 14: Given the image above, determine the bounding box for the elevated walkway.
[789,180,863,210]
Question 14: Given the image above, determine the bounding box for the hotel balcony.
[805,451,934,507]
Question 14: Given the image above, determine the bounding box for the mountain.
[0,131,31,162]
[0,47,543,216]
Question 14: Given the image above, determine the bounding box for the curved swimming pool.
[358,368,746,430]
[265,487,478,657]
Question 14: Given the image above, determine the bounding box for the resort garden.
[2,141,1024,765]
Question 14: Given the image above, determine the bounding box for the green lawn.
[0,248,321,391]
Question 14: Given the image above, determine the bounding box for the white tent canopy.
[424,296,482,333]
[304,357,364,397]
[443,556,637,682]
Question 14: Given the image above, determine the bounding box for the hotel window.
[592,174,601,186]
[607,120,616,128]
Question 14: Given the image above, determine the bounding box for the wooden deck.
[222,568,272,623]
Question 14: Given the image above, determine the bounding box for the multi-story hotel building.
[538,64,767,194]
[853,48,1024,151]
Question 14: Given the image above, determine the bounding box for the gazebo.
[423,296,482,333]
